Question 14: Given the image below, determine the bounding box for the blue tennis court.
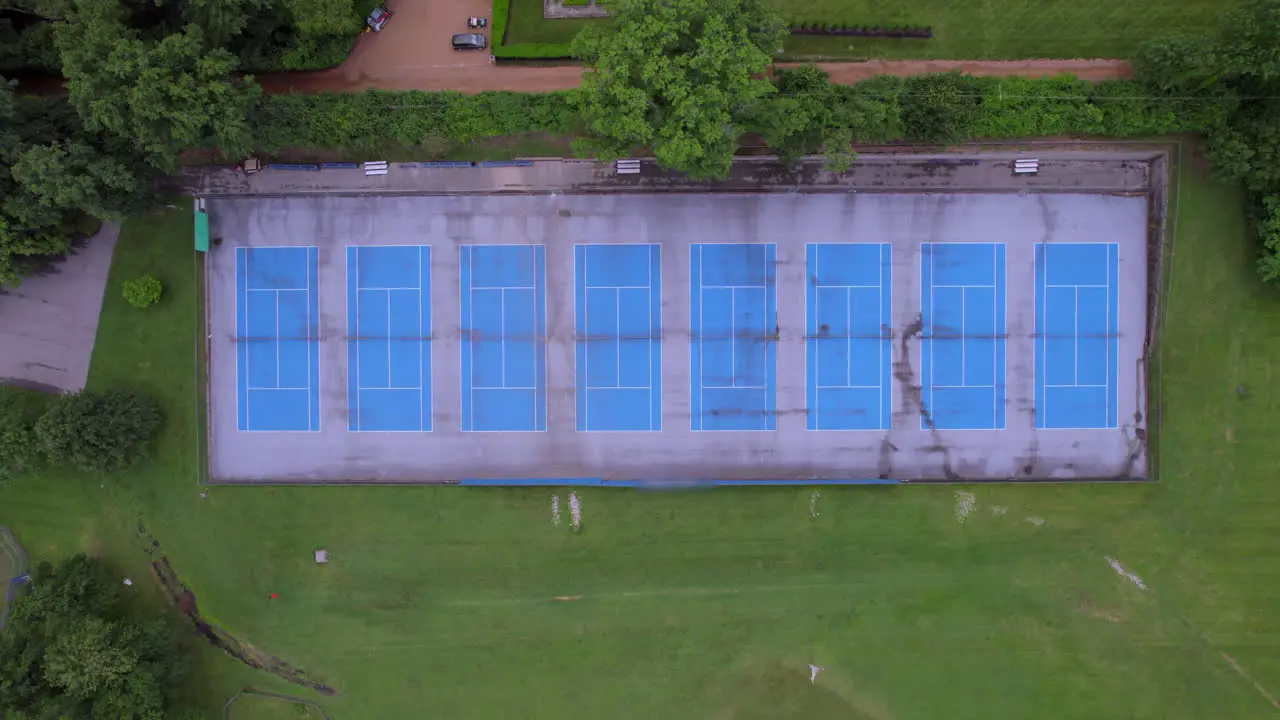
[346,246,432,432]
[806,243,893,430]
[235,246,320,432]
[920,243,1007,430]
[1035,243,1119,429]
[574,244,662,431]
[690,243,778,431]
[459,245,547,432]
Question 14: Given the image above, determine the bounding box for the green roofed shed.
[194,198,209,252]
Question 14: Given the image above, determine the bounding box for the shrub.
[34,391,161,472]
[0,396,40,481]
[122,275,162,308]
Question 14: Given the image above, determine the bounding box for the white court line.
[247,287,307,292]
[465,249,472,431]
[241,248,248,429]
[247,386,312,391]
[932,384,997,389]
[419,246,425,432]
[961,286,967,387]
[698,245,703,429]
[1073,286,1080,385]
[993,244,999,429]
[472,386,538,391]
[274,290,280,388]
[1045,384,1108,388]
[1107,243,1113,428]
[585,385,654,390]
[306,249,311,430]
[815,384,882,389]
[648,247,655,431]
[730,290,736,387]
[1047,283,1108,288]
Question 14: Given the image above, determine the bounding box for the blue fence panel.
[422,161,477,169]
[457,477,899,487]
[460,478,604,487]
[320,162,359,169]
[267,163,322,171]
[478,160,535,168]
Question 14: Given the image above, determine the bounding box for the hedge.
[248,73,1211,159]
[248,90,577,152]
[491,0,577,59]
[790,24,933,38]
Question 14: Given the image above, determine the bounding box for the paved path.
[0,223,119,393]
[177,152,1159,198]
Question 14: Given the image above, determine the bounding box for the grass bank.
[504,0,1228,60]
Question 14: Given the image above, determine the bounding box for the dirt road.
[258,56,1132,94]
[257,0,1130,93]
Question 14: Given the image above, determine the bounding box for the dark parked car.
[452,33,487,50]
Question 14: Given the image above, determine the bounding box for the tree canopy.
[0,554,188,720]
[1135,0,1280,282]
[572,0,785,180]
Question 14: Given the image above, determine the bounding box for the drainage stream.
[136,522,338,696]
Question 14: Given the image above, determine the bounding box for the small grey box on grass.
[314,549,328,564]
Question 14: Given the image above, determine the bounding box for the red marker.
[270,593,278,600]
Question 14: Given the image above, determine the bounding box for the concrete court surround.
[205,192,1149,483]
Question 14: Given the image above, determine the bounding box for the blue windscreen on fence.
[422,161,476,168]
[478,160,535,168]
[320,162,359,169]
[267,163,322,171]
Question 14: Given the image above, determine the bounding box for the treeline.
[3,0,1280,286]
[0,555,199,719]
[0,0,259,286]
[0,0,369,73]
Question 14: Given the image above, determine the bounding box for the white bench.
[1013,158,1040,175]
[616,159,641,175]
[364,160,389,176]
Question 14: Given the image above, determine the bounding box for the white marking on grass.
[809,491,821,518]
[1025,516,1046,526]
[1218,648,1280,709]
[991,505,1008,516]
[444,580,857,608]
[569,492,582,532]
[551,495,561,527]
[954,491,976,523]
[1105,556,1148,590]
[809,664,824,684]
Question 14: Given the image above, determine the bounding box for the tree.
[571,0,785,180]
[0,393,41,480]
[34,390,161,472]
[0,555,185,720]
[899,72,985,144]
[11,141,149,222]
[57,0,260,171]
[43,617,139,699]
[1136,0,1280,284]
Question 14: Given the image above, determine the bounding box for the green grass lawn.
[4,152,1280,718]
[504,0,1230,59]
